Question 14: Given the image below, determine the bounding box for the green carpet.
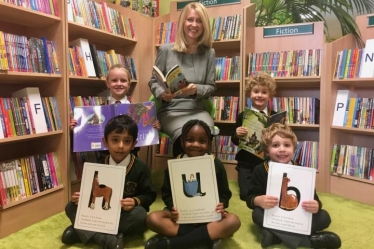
[1,170,373,249]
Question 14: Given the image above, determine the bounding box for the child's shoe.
[261,229,281,248]
[61,225,80,244]
[309,231,341,249]
[212,239,222,249]
[145,234,170,249]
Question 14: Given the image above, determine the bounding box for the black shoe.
[310,231,341,249]
[145,234,170,249]
[212,239,222,249]
[261,229,281,248]
[115,233,124,249]
[61,225,80,245]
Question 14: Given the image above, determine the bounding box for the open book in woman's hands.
[152,65,189,95]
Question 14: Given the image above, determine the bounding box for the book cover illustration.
[264,162,316,235]
[168,155,221,224]
[74,162,126,234]
[152,65,188,95]
[73,102,159,152]
[239,109,287,159]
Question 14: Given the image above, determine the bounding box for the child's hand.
[71,192,80,204]
[236,127,248,138]
[162,91,175,102]
[170,207,179,222]
[255,195,279,209]
[70,118,77,130]
[301,200,319,213]
[215,203,226,217]
[152,120,161,130]
[121,198,135,211]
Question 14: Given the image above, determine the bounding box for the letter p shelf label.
[263,23,314,38]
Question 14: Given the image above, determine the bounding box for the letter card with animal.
[264,162,316,235]
[74,162,126,234]
[168,155,221,224]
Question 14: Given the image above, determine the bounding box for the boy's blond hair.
[245,72,276,97]
[106,64,132,82]
[261,123,297,155]
[173,2,213,54]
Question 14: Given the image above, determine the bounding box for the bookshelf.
[66,0,154,192]
[242,3,327,190]
[325,14,374,205]
[151,1,249,173]
[0,1,68,238]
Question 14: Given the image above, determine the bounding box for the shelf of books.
[151,1,248,174]
[66,0,154,190]
[242,3,326,189]
[0,1,68,238]
[326,13,374,205]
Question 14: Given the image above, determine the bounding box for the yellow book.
[277,51,284,77]
[345,97,357,127]
[343,49,352,79]
[0,31,9,70]
[20,158,31,197]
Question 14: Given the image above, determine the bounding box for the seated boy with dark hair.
[62,114,157,249]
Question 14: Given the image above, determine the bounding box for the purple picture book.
[73,102,159,152]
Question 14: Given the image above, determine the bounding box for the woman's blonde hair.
[261,123,297,155]
[245,71,276,97]
[106,64,132,82]
[173,2,213,54]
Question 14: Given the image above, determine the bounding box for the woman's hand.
[180,83,196,96]
[162,91,175,102]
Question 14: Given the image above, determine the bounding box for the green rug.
[0,170,373,248]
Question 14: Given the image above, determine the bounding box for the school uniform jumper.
[65,154,156,244]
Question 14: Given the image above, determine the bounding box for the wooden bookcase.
[66,0,154,193]
[242,4,327,191]
[150,1,249,176]
[324,14,374,205]
[0,1,69,238]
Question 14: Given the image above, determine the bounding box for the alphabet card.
[264,162,316,235]
[74,162,126,234]
[168,155,221,224]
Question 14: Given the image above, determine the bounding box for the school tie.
[115,101,121,104]
[260,110,266,115]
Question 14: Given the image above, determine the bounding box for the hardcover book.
[152,65,188,95]
[264,162,316,235]
[239,109,287,159]
[73,102,159,152]
[168,155,221,224]
[74,162,126,234]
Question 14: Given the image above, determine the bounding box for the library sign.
[263,23,314,38]
[368,15,374,27]
[177,0,241,10]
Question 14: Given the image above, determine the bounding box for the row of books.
[0,88,61,139]
[0,152,61,207]
[335,97,374,129]
[68,38,137,79]
[67,0,135,39]
[293,141,319,169]
[247,49,322,78]
[155,136,173,155]
[69,96,108,114]
[333,49,364,79]
[0,31,60,74]
[212,135,238,161]
[113,0,159,18]
[70,151,100,181]
[247,97,320,125]
[155,14,242,45]
[210,96,239,122]
[212,15,241,41]
[215,56,240,81]
[0,0,59,16]
[330,144,374,180]
[155,21,177,45]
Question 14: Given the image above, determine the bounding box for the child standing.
[70,64,161,157]
[62,114,157,248]
[231,72,277,200]
[246,123,341,249]
[145,120,241,249]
